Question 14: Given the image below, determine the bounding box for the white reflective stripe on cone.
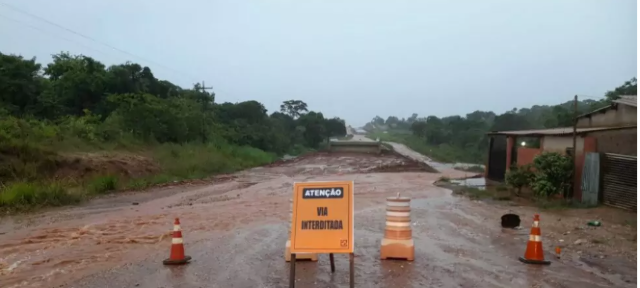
[533,221,539,228]
[386,211,410,217]
[387,201,410,207]
[173,225,181,231]
[386,221,411,227]
[529,235,541,242]
[172,237,184,244]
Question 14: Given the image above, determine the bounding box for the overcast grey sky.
[0,0,636,127]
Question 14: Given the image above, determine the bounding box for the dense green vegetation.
[366,78,637,164]
[0,51,346,210]
[505,152,573,199]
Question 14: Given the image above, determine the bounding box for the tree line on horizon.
[364,78,637,163]
[0,51,347,156]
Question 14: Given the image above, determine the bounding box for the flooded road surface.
[350,134,483,173]
[0,150,635,288]
[384,141,483,174]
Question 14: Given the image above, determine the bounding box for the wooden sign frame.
[289,181,355,288]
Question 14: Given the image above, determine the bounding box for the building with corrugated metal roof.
[484,96,636,209]
[576,95,636,128]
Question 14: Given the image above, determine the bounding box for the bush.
[505,164,534,196]
[530,152,573,198]
[87,175,118,194]
[0,182,81,209]
[369,132,483,164]
[153,141,277,180]
[0,51,343,212]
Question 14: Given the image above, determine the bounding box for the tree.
[324,117,347,139]
[0,51,341,166]
[410,121,427,137]
[297,111,327,148]
[407,113,418,123]
[0,53,45,117]
[43,52,108,117]
[364,76,634,164]
[280,100,308,119]
[491,113,532,132]
[371,116,385,125]
[385,116,400,126]
[530,152,573,198]
[605,77,637,101]
[505,164,534,196]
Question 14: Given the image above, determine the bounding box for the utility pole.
[570,95,578,200]
[199,81,213,143]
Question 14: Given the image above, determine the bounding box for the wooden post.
[329,253,335,273]
[349,253,355,288]
[570,95,578,199]
[289,253,296,288]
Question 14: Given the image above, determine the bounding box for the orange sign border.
[290,181,354,254]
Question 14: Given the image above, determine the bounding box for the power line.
[0,2,201,83]
[0,13,115,60]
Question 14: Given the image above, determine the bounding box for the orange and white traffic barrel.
[380,196,414,261]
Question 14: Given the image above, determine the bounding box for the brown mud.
[54,152,161,180]
[0,148,635,288]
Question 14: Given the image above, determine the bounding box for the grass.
[0,114,312,213]
[456,187,495,200]
[495,184,509,192]
[123,174,178,190]
[367,131,484,164]
[491,184,512,200]
[0,182,82,210]
[455,186,512,201]
[285,144,315,156]
[152,142,276,179]
[534,198,597,210]
[435,179,512,201]
[87,175,118,194]
[0,140,280,212]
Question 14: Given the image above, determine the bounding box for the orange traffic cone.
[163,218,192,265]
[519,214,550,265]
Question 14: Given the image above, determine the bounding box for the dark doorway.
[487,135,507,181]
[510,136,518,167]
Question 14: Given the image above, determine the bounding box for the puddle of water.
[426,161,485,172]
[450,178,486,190]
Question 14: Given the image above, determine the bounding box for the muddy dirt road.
[0,148,635,288]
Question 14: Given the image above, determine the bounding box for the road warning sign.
[290,181,354,254]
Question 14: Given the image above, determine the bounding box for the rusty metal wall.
[576,104,637,128]
[588,128,637,156]
[602,153,637,211]
[580,153,600,206]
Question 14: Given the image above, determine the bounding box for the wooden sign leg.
[329,253,335,273]
[349,253,355,288]
[289,253,296,288]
